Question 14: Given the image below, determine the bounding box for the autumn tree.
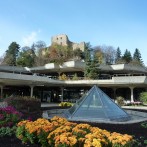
[3,42,20,66]
[48,44,73,64]
[93,46,104,64]
[93,45,116,65]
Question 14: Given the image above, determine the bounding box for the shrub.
[0,126,16,137]
[72,73,79,80]
[139,92,147,104]
[4,96,41,120]
[59,73,68,80]
[4,96,41,112]
[116,96,125,106]
[58,102,73,107]
[0,106,22,128]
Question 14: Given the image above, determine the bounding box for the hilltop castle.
[51,34,85,51]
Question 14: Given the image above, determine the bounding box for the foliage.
[95,49,104,64]
[84,53,100,79]
[122,49,132,64]
[73,48,84,60]
[58,102,73,107]
[0,106,22,128]
[139,92,147,104]
[93,45,116,64]
[0,126,16,137]
[115,47,122,63]
[16,116,134,147]
[4,96,41,112]
[133,48,143,66]
[103,45,116,64]
[133,136,147,147]
[34,41,49,66]
[48,44,73,64]
[116,96,125,106]
[16,46,36,67]
[3,42,20,66]
[72,73,79,80]
[59,73,68,80]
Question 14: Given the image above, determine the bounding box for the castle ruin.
[51,34,85,51]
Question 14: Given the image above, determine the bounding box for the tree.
[115,47,122,63]
[132,48,143,66]
[93,45,116,65]
[94,48,104,64]
[84,43,99,79]
[0,55,4,65]
[16,46,36,67]
[84,53,99,79]
[34,41,48,66]
[48,44,73,64]
[3,42,20,66]
[73,48,84,60]
[122,49,132,63]
[84,42,92,62]
[35,41,46,51]
[103,46,116,64]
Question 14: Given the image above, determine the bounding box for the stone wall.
[51,34,69,46]
[51,34,85,51]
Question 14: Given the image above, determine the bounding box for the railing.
[0,70,146,80]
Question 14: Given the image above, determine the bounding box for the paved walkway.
[41,102,59,107]
[122,106,147,110]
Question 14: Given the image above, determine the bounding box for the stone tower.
[51,34,85,51]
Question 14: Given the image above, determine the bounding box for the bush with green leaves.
[116,96,125,106]
[59,102,73,107]
[0,126,16,137]
[139,92,147,104]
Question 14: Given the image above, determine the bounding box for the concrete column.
[30,85,34,97]
[0,86,3,99]
[112,88,117,100]
[60,87,64,102]
[129,87,134,102]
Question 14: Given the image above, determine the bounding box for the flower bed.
[0,106,22,128]
[16,116,134,147]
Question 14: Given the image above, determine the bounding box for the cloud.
[22,31,38,46]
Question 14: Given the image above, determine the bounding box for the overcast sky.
[0,0,147,65]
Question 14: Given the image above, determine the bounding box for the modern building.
[0,60,146,103]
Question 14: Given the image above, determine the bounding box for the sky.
[0,0,147,65]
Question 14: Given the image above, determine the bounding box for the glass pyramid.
[65,85,130,122]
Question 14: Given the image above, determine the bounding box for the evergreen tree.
[3,42,20,66]
[122,49,132,63]
[88,54,100,79]
[133,48,143,65]
[84,43,99,79]
[84,43,92,78]
[84,42,92,62]
[115,47,121,63]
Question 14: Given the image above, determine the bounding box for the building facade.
[0,60,146,103]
